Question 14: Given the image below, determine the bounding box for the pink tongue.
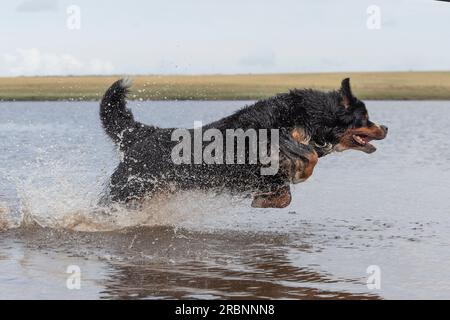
[354,135,365,144]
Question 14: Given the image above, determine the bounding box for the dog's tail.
[100,78,137,145]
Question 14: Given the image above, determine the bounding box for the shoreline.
[3,97,450,103]
[1,71,450,101]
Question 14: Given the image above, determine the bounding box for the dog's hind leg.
[107,163,154,204]
[251,185,292,208]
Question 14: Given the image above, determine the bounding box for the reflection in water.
[1,226,379,300]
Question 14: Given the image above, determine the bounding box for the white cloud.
[0,49,115,76]
[16,0,58,12]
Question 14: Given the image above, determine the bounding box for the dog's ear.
[340,78,355,109]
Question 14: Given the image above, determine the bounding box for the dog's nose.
[381,125,388,134]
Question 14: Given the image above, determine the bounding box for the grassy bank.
[0,72,449,101]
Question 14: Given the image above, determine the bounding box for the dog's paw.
[251,195,269,208]
[251,188,292,209]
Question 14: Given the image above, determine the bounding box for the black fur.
[100,78,387,206]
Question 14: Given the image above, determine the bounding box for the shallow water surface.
[0,100,449,299]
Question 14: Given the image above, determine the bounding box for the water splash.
[1,157,251,233]
[0,132,252,233]
[2,191,249,232]
[0,202,12,230]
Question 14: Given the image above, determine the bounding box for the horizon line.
[1,70,450,79]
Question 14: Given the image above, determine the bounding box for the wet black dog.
[100,78,387,208]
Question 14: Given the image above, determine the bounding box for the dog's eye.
[354,117,367,128]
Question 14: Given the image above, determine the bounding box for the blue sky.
[1,0,450,76]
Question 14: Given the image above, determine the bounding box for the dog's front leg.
[279,128,319,184]
[251,185,292,208]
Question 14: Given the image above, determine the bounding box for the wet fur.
[100,78,387,207]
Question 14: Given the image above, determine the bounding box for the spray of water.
[1,156,251,233]
[0,202,11,230]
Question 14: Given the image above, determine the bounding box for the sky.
[1,0,450,76]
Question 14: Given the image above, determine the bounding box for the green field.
[0,72,449,101]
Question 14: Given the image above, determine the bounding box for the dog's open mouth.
[353,134,374,146]
[352,134,379,153]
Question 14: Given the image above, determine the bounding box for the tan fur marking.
[292,150,318,183]
[291,128,310,145]
[251,187,292,208]
[336,123,387,152]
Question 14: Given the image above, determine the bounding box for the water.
[0,100,449,299]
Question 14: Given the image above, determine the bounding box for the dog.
[99,78,387,208]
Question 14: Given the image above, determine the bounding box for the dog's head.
[304,78,388,156]
[332,78,388,154]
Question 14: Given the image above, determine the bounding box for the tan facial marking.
[335,123,387,153]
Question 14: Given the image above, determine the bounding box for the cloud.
[0,48,115,76]
[16,0,58,12]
